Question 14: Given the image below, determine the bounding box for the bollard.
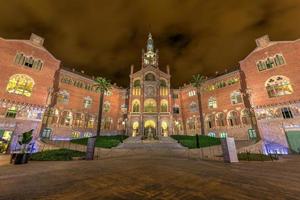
[196,134,200,148]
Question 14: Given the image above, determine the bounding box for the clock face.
[145,86,155,97]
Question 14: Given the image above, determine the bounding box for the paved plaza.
[1,154,300,200]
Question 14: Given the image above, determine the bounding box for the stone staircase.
[115,136,186,150]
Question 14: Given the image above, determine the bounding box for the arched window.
[160,99,168,112]
[173,120,182,134]
[227,111,240,126]
[206,114,215,129]
[133,79,141,96]
[241,109,251,125]
[103,102,110,112]
[189,102,198,112]
[256,54,285,71]
[6,74,35,97]
[208,97,217,109]
[145,73,156,81]
[230,91,242,104]
[216,112,226,126]
[103,117,112,130]
[74,113,84,128]
[265,76,293,98]
[132,99,140,113]
[14,52,43,70]
[57,90,69,104]
[144,99,157,112]
[60,111,72,126]
[51,109,59,124]
[160,79,168,96]
[187,117,196,130]
[86,115,95,129]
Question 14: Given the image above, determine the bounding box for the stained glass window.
[6,74,34,97]
[265,76,293,98]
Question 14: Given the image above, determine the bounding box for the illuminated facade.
[1,33,300,154]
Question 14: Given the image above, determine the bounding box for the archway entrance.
[161,121,168,137]
[132,121,139,137]
[144,120,156,138]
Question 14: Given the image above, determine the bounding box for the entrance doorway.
[144,120,156,137]
[161,121,168,137]
[286,130,300,153]
[132,121,139,137]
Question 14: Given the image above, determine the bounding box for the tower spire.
[147,33,154,52]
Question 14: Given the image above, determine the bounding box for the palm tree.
[93,77,112,137]
[191,74,206,135]
[86,77,111,160]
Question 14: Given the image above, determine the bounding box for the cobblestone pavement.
[0,155,300,200]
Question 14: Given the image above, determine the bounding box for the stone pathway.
[1,156,300,200]
[116,136,186,150]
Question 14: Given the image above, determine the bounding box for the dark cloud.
[1,0,300,87]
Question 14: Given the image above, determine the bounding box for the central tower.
[142,33,159,68]
[128,33,172,138]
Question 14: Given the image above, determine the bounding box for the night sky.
[1,0,300,87]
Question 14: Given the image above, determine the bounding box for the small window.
[220,132,228,138]
[83,97,92,109]
[248,129,257,140]
[41,128,52,139]
[160,100,168,112]
[208,132,216,137]
[71,131,80,139]
[208,97,217,109]
[172,93,179,99]
[173,107,180,114]
[6,107,17,118]
[103,102,111,112]
[57,90,69,104]
[189,102,198,112]
[230,91,242,104]
[281,107,293,119]
[188,90,196,97]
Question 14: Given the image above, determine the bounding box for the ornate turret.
[142,33,158,68]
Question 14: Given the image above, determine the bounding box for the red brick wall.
[0,38,60,106]
[240,41,300,106]
[201,72,244,115]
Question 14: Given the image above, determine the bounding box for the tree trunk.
[96,91,104,137]
[197,89,205,135]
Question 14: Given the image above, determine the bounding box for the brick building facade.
[1,33,300,154]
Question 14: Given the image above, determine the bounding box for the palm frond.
[93,77,112,93]
[191,74,206,88]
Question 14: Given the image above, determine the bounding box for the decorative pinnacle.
[147,33,154,52]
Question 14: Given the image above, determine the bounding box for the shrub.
[171,135,221,149]
[238,152,279,161]
[71,135,128,148]
[30,149,85,161]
